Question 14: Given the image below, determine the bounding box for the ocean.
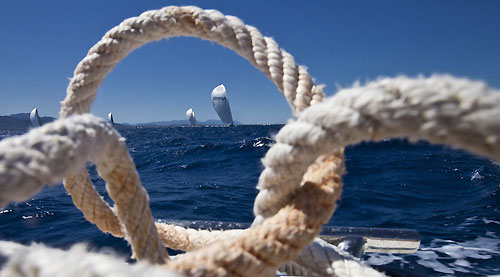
[1,125,499,276]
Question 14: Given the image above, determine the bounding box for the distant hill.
[0,113,244,130]
[0,113,56,130]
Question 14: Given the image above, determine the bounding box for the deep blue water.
[1,125,500,276]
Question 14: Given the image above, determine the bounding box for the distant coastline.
[0,113,56,130]
[0,113,244,130]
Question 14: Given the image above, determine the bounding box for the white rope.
[155,224,247,252]
[253,75,500,222]
[0,241,179,277]
[276,238,382,277]
[277,261,315,276]
[294,238,385,277]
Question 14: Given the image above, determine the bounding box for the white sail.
[107,112,114,125]
[186,108,196,126]
[211,84,234,126]
[30,108,41,127]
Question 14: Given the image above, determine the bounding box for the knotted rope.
[0,5,499,277]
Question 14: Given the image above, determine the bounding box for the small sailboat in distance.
[186,108,196,126]
[30,108,41,127]
[211,84,234,126]
[107,112,114,126]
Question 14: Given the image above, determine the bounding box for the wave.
[2,126,500,275]
[367,234,500,275]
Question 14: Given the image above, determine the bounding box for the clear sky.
[0,0,499,124]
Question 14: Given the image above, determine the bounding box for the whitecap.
[252,136,274,148]
[470,167,484,180]
[0,209,12,214]
[253,140,264,148]
[410,236,500,274]
[483,217,500,225]
[366,253,406,266]
[416,259,454,274]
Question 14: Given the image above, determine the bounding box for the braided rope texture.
[155,224,247,252]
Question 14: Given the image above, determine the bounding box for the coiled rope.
[0,5,499,277]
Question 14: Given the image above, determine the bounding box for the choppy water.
[1,126,499,276]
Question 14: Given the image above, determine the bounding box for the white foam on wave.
[252,137,274,148]
[366,253,406,266]
[470,167,484,180]
[367,234,500,275]
[483,217,500,225]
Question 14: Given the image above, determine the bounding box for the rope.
[253,75,500,222]
[293,238,385,277]
[64,168,123,237]
[0,115,167,264]
[0,241,179,277]
[155,224,247,252]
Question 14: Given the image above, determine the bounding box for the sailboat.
[107,112,114,126]
[186,108,196,126]
[29,108,41,127]
[211,84,234,126]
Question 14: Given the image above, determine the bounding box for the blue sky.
[0,0,499,124]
